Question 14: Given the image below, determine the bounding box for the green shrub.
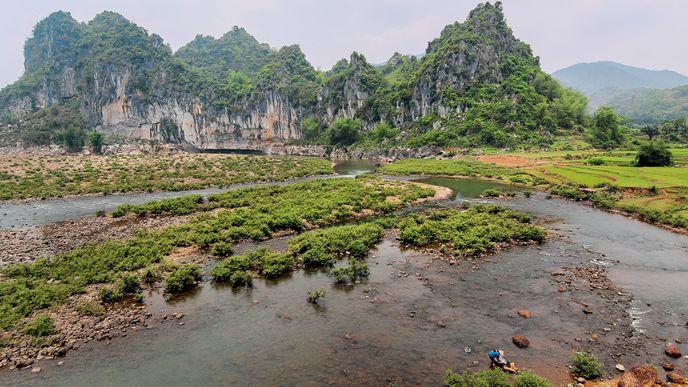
[307,288,326,304]
[443,368,510,387]
[164,264,202,294]
[585,157,605,166]
[397,206,545,256]
[87,131,105,154]
[229,270,252,287]
[514,370,553,387]
[76,301,105,317]
[635,142,673,167]
[99,287,123,304]
[141,266,161,284]
[289,223,384,267]
[210,241,233,257]
[25,314,56,337]
[117,273,141,295]
[211,255,251,282]
[329,267,352,283]
[256,250,294,278]
[571,352,602,379]
[481,188,502,198]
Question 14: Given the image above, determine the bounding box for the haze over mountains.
[552,61,688,122]
[552,61,688,94]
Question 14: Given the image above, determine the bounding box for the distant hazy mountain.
[552,61,688,122]
[594,85,688,124]
[552,61,688,94]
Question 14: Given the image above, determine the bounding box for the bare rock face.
[512,335,530,348]
[617,365,658,387]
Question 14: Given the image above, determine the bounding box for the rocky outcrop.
[1,2,571,150]
[617,365,658,387]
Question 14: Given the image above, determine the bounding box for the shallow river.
[2,159,687,386]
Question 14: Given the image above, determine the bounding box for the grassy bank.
[0,153,332,200]
[379,157,688,232]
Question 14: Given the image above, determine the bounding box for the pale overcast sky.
[0,0,686,87]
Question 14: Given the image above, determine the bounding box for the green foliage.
[585,157,605,166]
[378,158,516,179]
[211,255,251,282]
[481,188,503,197]
[443,368,510,387]
[514,370,553,387]
[301,116,323,142]
[117,272,141,295]
[570,352,602,379]
[164,264,202,294]
[210,241,233,257]
[7,100,84,147]
[113,195,205,217]
[600,85,688,125]
[289,223,385,267]
[55,126,85,152]
[367,122,399,142]
[25,314,56,337]
[329,259,369,284]
[307,288,326,304]
[175,27,276,77]
[397,206,545,256]
[76,300,105,316]
[592,107,624,149]
[635,142,674,167]
[99,286,123,304]
[87,131,105,154]
[326,118,362,146]
[0,154,332,201]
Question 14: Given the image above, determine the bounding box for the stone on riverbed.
[665,343,682,358]
[512,335,530,348]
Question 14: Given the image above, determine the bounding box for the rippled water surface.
[2,160,687,386]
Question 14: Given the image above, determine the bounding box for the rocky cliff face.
[0,2,579,150]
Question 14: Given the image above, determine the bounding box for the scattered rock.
[31,367,41,373]
[665,343,682,358]
[436,320,446,328]
[517,310,532,318]
[577,377,586,383]
[15,359,33,368]
[662,362,674,371]
[667,373,685,384]
[615,364,625,372]
[512,335,530,348]
[618,365,658,387]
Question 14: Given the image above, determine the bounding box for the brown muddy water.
[2,163,688,386]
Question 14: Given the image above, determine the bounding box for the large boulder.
[617,365,658,387]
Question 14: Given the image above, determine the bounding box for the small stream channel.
[1,158,687,386]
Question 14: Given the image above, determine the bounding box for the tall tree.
[592,107,624,149]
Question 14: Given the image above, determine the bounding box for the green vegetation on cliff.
[1,2,593,150]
